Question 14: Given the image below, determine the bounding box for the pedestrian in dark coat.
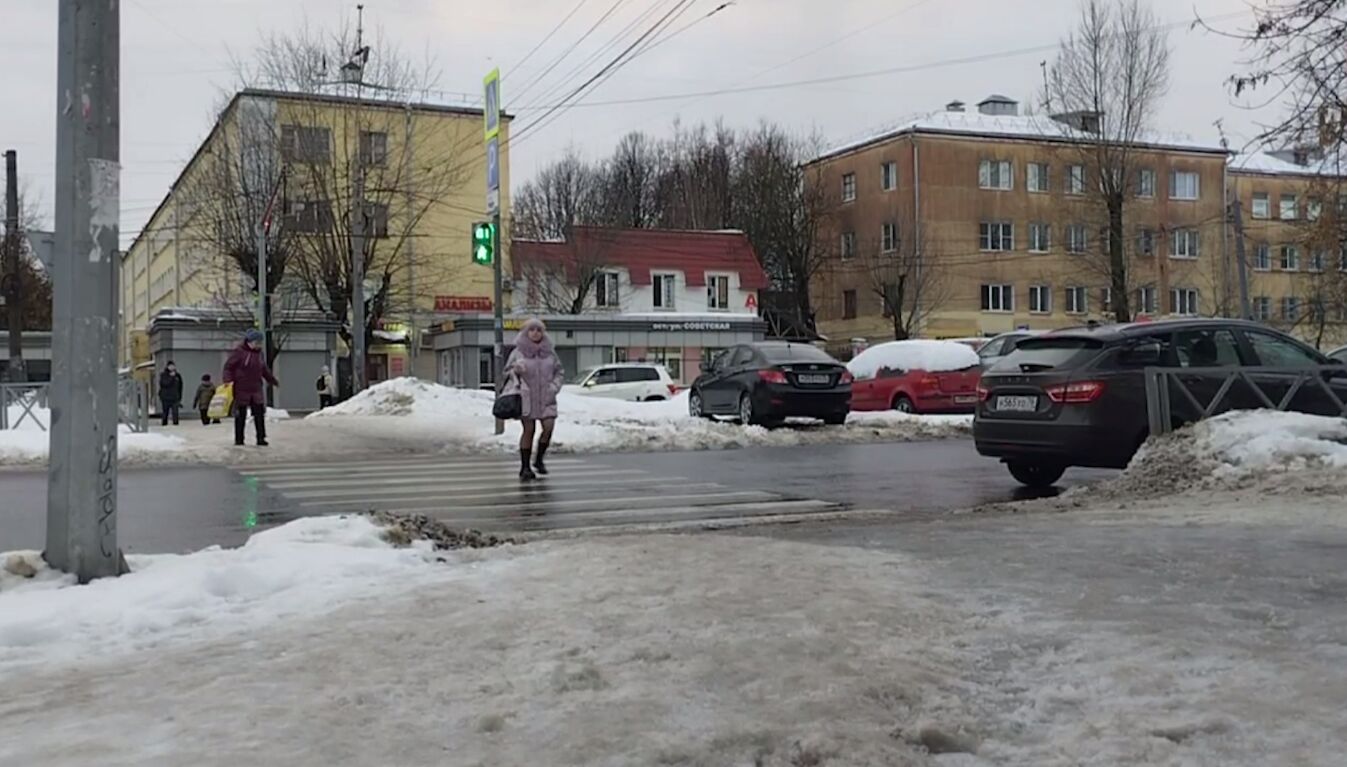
[159,361,184,426]
[223,329,279,447]
[195,374,220,425]
[505,318,564,480]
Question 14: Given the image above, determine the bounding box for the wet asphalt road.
[0,440,1112,554]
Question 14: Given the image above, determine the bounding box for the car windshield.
[570,368,597,384]
[759,345,836,364]
[992,337,1103,372]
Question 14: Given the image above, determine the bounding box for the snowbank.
[309,377,972,454]
[0,515,482,672]
[848,339,981,379]
[0,424,189,465]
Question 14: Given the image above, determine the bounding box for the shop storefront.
[429,313,768,388]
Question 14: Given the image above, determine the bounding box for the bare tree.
[514,232,620,315]
[1044,0,1171,322]
[657,121,736,230]
[601,131,666,228]
[1,183,53,333]
[856,214,949,340]
[512,148,604,241]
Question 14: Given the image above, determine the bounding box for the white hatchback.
[568,363,678,402]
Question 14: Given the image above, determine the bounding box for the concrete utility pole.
[48,0,125,582]
[351,163,367,394]
[4,150,25,382]
[1230,198,1252,320]
[492,207,504,435]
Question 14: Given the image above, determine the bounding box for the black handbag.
[492,392,522,420]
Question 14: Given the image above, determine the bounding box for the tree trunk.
[1108,198,1130,322]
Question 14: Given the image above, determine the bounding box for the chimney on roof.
[1050,110,1102,134]
[977,94,1018,116]
[945,100,966,113]
[1268,145,1323,167]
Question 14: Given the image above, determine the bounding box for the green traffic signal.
[472,221,495,265]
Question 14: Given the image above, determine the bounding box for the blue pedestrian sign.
[483,68,501,141]
[486,137,500,214]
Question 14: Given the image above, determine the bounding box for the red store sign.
[434,296,493,312]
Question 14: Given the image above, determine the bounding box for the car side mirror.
[584,379,596,387]
[1123,343,1163,366]
[700,362,712,373]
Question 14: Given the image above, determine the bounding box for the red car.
[846,340,983,413]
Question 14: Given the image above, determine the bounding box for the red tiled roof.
[511,227,768,290]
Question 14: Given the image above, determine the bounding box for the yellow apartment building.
[120,88,510,382]
[807,95,1231,352]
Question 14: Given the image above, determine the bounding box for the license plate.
[796,374,832,385]
[996,395,1038,412]
[954,395,978,404]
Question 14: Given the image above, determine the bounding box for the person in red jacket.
[223,329,279,447]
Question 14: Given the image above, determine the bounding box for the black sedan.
[689,342,852,426]
[975,318,1347,487]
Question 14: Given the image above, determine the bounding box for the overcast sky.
[4,0,1272,246]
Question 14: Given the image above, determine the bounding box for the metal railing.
[0,379,151,432]
[1,382,51,430]
[1144,365,1347,436]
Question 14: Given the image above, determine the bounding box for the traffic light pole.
[492,210,504,435]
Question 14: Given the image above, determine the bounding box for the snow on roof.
[1228,150,1347,178]
[816,109,1227,162]
[846,340,981,380]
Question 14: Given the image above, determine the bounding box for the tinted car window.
[730,347,756,367]
[592,368,620,385]
[992,338,1104,372]
[1245,331,1323,367]
[1174,329,1241,368]
[759,345,836,364]
[616,367,660,383]
[977,338,1005,359]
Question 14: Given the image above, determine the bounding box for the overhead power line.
[503,0,593,81]
[509,0,631,106]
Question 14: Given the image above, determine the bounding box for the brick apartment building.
[808,95,1232,352]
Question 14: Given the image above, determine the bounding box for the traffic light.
[472,221,495,265]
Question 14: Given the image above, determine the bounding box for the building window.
[841,173,857,202]
[652,273,676,310]
[1308,199,1323,221]
[1309,249,1326,273]
[840,231,856,260]
[881,222,899,253]
[1027,162,1049,193]
[979,221,1014,251]
[1065,286,1088,315]
[978,159,1013,190]
[1138,286,1158,315]
[1171,288,1199,316]
[1252,192,1270,219]
[1028,222,1050,253]
[1067,165,1085,195]
[707,274,731,310]
[286,199,334,233]
[842,289,858,320]
[596,271,621,308]
[281,125,331,164]
[1137,168,1156,198]
[980,283,1013,313]
[1279,194,1298,220]
[1029,284,1051,314]
[365,202,390,238]
[881,161,898,191]
[1253,295,1272,321]
[646,348,683,382]
[1169,170,1200,200]
[1101,286,1114,314]
[1340,246,1347,272]
[1170,229,1200,259]
[359,131,388,167]
[1067,224,1088,254]
[1280,245,1300,271]
[1282,296,1301,321]
[1254,243,1271,271]
[1137,228,1156,256]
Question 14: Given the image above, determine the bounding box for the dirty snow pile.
[847,339,981,379]
[0,402,189,466]
[308,377,972,454]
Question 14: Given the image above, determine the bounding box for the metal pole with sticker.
[47,0,126,582]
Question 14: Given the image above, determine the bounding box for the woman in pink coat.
[505,318,564,480]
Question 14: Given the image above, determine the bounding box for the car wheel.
[1006,460,1066,488]
[823,412,848,426]
[892,395,915,413]
[738,393,757,426]
[689,390,710,419]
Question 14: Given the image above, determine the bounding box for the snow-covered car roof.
[846,340,981,379]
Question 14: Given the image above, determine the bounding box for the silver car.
[1328,345,1347,364]
[976,330,1047,368]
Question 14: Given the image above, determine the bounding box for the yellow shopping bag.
[207,382,234,420]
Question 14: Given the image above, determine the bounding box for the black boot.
[533,441,550,475]
[519,448,536,480]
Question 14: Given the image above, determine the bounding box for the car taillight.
[758,369,787,384]
[839,370,854,384]
[668,384,678,395]
[1045,381,1106,404]
[977,385,990,402]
